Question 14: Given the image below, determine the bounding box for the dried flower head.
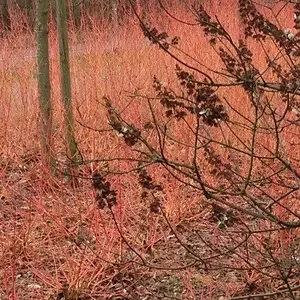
[92,172,117,209]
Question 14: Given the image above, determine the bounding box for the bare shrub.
[92,0,300,298]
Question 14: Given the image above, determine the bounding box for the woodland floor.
[1,153,299,299]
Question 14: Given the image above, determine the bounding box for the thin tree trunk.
[110,0,118,25]
[16,0,35,29]
[0,0,11,32]
[56,0,80,185]
[36,0,54,170]
[72,0,82,28]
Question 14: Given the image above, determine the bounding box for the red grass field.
[1,1,300,299]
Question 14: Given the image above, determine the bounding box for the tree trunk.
[0,0,11,32]
[16,0,35,29]
[56,0,80,185]
[109,0,118,24]
[72,0,82,28]
[36,0,54,170]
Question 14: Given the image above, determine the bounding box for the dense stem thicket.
[1,0,194,31]
[88,0,300,299]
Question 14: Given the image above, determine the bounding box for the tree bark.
[16,0,35,29]
[36,0,54,170]
[56,0,80,185]
[0,0,11,33]
[109,0,118,24]
[72,0,82,28]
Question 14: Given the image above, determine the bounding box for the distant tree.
[0,0,11,33]
[36,0,54,170]
[2,0,191,33]
[16,0,35,29]
[109,0,118,25]
[72,0,82,28]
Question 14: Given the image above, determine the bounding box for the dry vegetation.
[1,1,300,299]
